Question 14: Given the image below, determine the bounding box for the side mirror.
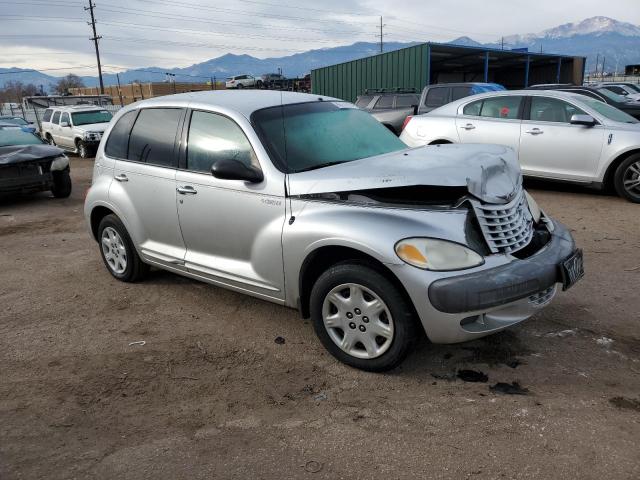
[60,121,70,127]
[211,158,263,183]
[570,114,597,127]
[411,104,418,115]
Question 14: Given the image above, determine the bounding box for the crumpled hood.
[288,143,522,204]
[75,122,109,133]
[0,144,64,165]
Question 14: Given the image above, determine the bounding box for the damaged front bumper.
[388,220,580,344]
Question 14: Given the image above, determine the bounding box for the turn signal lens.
[395,238,484,271]
[524,190,542,223]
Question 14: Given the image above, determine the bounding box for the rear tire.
[310,262,418,372]
[51,170,72,198]
[237,83,244,89]
[46,134,55,146]
[614,154,640,203]
[97,214,149,282]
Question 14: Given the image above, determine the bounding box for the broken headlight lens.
[395,238,484,271]
[524,190,541,223]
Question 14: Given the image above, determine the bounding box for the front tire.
[237,83,244,89]
[614,154,640,203]
[76,140,90,158]
[310,263,418,372]
[97,214,149,282]
[51,169,72,198]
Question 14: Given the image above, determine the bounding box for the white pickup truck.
[41,105,113,158]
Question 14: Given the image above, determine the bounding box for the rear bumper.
[428,221,575,313]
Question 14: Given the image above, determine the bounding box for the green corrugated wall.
[311,44,431,102]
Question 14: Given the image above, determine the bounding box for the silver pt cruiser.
[85,91,583,371]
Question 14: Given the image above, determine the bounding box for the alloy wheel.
[322,283,394,359]
[101,226,128,274]
[623,160,640,196]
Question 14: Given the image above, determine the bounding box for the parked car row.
[225,73,311,92]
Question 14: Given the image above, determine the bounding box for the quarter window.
[463,99,483,116]
[42,109,53,122]
[186,111,258,173]
[425,87,448,108]
[355,95,374,108]
[105,110,138,159]
[51,111,61,124]
[529,97,586,123]
[128,108,182,167]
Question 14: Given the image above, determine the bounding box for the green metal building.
[311,43,586,102]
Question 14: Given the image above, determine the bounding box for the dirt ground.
[1,157,639,480]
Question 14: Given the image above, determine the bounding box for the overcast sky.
[1,0,639,77]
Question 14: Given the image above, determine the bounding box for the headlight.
[524,190,541,223]
[50,155,69,171]
[395,238,484,271]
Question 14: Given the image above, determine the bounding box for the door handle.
[525,128,544,135]
[460,124,476,130]
[176,185,197,195]
[114,174,128,182]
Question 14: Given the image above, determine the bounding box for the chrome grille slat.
[470,187,534,254]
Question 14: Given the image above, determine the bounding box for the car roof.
[47,105,107,112]
[128,90,341,117]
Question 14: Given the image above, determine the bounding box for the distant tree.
[54,74,85,95]
[0,81,39,103]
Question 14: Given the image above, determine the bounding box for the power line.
[103,35,304,53]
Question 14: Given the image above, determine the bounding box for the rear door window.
[51,111,61,125]
[105,110,138,159]
[479,96,523,119]
[127,108,183,167]
[425,87,449,108]
[373,95,394,109]
[396,95,419,107]
[451,86,472,101]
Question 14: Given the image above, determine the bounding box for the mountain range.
[1,16,639,91]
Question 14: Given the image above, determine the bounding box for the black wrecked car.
[0,124,72,198]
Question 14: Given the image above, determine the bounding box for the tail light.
[401,115,413,132]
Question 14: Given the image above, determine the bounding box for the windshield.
[0,117,28,126]
[0,128,45,147]
[624,84,640,93]
[71,110,112,126]
[580,97,639,124]
[252,101,406,173]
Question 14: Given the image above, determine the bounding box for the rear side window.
[355,95,374,108]
[42,109,53,122]
[186,110,258,173]
[425,87,449,108]
[128,108,182,167]
[51,111,61,124]
[451,86,472,101]
[374,96,394,109]
[396,95,419,107]
[105,110,138,159]
[479,96,522,119]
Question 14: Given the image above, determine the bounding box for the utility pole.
[501,37,504,50]
[116,72,123,106]
[85,1,104,94]
[378,16,384,53]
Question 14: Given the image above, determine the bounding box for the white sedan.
[400,90,640,203]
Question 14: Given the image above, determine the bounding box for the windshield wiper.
[294,160,349,173]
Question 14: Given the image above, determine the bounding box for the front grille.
[470,188,533,254]
[528,285,556,306]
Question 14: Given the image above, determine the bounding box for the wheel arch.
[428,139,453,145]
[90,205,116,241]
[602,148,640,190]
[297,245,416,320]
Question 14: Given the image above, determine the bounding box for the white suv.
[40,106,113,158]
[225,75,261,89]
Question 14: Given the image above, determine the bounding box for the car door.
[50,111,62,144]
[455,95,524,152]
[107,107,188,268]
[58,112,73,148]
[519,96,604,181]
[175,109,286,301]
